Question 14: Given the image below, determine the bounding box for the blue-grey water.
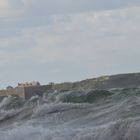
[0,88,140,140]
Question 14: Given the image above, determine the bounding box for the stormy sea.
[0,88,140,140]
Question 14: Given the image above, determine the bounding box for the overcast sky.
[0,0,140,88]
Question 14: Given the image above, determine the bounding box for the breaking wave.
[44,90,114,103]
[0,88,140,139]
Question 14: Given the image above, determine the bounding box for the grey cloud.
[1,0,139,30]
[0,16,52,30]
[8,0,24,9]
[1,0,140,18]
[24,0,140,16]
[0,1,140,88]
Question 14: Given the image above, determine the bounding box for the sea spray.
[0,88,140,139]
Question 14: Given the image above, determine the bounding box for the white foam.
[0,88,140,140]
[32,103,77,117]
[29,96,39,102]
[0,110,140,140]
[0,96,12,108]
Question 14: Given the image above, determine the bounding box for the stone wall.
[24,85,52,99]
[0,85,53,99]
[0,87,25,98]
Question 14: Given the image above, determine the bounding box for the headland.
[1,73,140,99]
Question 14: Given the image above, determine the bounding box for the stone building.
[17,81,40,87]
[0,82,52,99]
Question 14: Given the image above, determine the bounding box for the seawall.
[0,85,53,99]
[0,87,25,98]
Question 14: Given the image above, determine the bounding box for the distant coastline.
[1,72,140,99]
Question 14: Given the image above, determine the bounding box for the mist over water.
[0,88,140,140]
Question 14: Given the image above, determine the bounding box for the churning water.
[0,88,140,140]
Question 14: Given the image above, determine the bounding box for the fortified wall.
[0,81,53,99]
[23,85,52,99]
[0,87,25,98]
